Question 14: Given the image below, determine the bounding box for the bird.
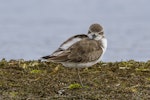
[42,23,107,86]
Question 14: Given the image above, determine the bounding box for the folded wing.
[43,39,103,63]
[42,34,88,60]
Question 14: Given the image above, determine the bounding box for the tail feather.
[41,54,68,62]
[42,55,51,59]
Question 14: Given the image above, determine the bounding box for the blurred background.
[0,0,150,62]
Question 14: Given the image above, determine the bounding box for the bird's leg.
[77,68,84,87]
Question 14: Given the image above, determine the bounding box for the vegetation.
[0,59,150,99]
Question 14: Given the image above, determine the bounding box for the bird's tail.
[41,55,51,59]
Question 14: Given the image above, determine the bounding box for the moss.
[30,69,42,74]
[0,59,150,99]
[68,83,82,89]
[146,77,150,81]
[135,68,150,72]
[9,91,18,97]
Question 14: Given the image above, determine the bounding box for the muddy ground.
[0,59,150,100]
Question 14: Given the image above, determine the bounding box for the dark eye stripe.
[99,32,104,35]
[88,31,91,34]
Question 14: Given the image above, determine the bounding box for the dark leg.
[77,68,84,87]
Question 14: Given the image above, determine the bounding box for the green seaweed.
[30,69,42,74]
[0,59,150,99]
[68,83,82,89]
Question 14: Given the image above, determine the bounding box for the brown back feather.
[50,39,103,63]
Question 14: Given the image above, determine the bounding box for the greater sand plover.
[42,23,107,86]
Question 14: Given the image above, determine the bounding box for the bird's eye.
[88,31,91,34]
[99,32,104,35]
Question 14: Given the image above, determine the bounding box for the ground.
[0,59,150,100]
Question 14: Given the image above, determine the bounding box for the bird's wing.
[59,34,89,50]
[46,39,103,63]
[42,34,88,59]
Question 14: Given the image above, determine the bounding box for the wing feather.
[42,34,88,58]
[67,39,103,62]
[45,39,103,63]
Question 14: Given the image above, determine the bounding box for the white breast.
[101,38,107,53]
[94,37,107,63]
